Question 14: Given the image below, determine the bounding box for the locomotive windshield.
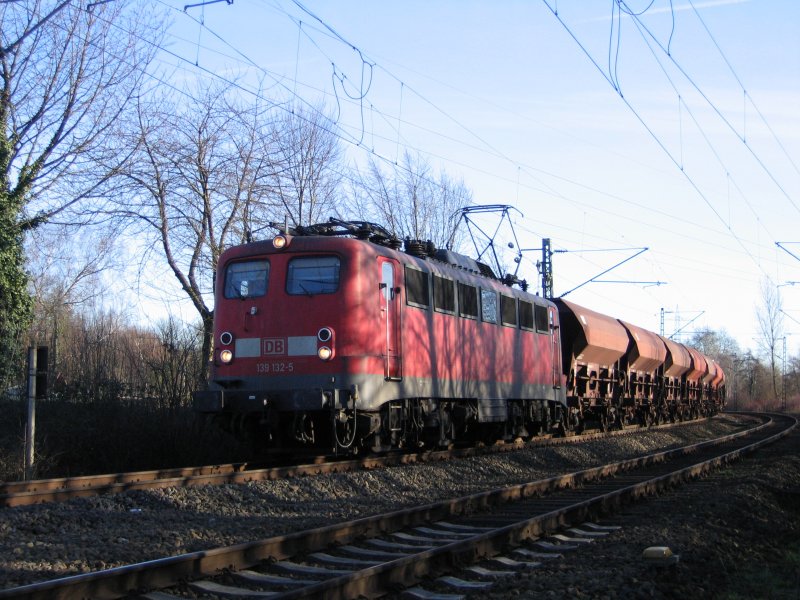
[223,260,269,299]
[287,256,341,295]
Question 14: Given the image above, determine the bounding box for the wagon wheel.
[607,407,619,430]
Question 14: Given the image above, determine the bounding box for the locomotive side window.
[458,282,478,319]
[519,300,534,331]
[433,275,456,314]
[405,266,430,308]
[500,295,517,327]
[287,256,340,295]
[480,289,497,323]
[224,260,269,299]
[534,303,549,333]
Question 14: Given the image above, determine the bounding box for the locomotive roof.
[272,218,500,281]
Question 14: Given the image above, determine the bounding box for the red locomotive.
[194,219,724,453]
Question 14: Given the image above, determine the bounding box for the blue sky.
[151,0,800,354]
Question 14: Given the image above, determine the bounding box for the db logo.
[262,338,285,355]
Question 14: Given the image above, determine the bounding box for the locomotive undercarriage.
[211,396,574,455]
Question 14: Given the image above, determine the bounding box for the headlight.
[220,349,233,364]
[272,234,291,249]
[220,331,233,346]
[317,346,333,361]
[317,327,333,342]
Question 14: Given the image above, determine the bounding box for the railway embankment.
[0,414,768,592]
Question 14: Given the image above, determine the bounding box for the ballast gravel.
[0,415,764,590]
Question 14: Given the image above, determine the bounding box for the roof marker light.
[273,234,291,249]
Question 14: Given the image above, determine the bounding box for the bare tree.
[738,351,769,410]
[689,328,741,358]
[26,224,118,374]
[688,327,743,410]
[1,0,162,228]
[53,307,131,403]
[268,104,343,227]
[756,277,785,402]
[351,151,471,248]
[134,317,203,410]
[114,86,352,380]
[117,83,279,378]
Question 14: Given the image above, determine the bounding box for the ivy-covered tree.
[0,1,161,388]
[0,206,31,390]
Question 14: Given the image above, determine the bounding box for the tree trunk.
[200,311,214,387]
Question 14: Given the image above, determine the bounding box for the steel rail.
[285,412,794,600]
[0,412,786,600]
[0,415,728,508]
[0,463,253,501]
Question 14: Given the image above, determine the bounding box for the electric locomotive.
[194,220,567,453]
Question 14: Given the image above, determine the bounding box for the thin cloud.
[584,0,751,22]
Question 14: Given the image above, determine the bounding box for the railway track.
[1,416,731,508]
[0,411,791,600]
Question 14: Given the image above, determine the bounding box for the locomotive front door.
[379,258,402,380]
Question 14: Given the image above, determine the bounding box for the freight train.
[194,219,725,453]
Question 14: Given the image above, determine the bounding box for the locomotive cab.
[196,232,384,452]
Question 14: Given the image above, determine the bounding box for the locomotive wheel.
[333,409,359,453]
